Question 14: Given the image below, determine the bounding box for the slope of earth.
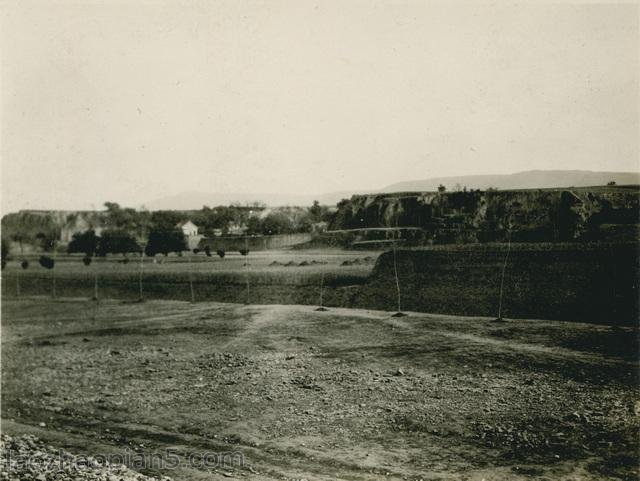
[366,243,638,325]
[1,298,638,480]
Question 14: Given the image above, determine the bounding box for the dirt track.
[1,298,638,480]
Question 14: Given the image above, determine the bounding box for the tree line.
[1,201,334,258]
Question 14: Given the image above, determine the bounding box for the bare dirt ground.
[1,298,638,480]
[1,433,172,480]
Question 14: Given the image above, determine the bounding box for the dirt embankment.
[363,244,639,325]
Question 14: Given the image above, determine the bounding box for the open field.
[1,250,378,279]
[0,250,378,304]
[1,298,638,480]
[3,243,637,324]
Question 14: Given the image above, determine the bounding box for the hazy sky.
[1,1,638,212]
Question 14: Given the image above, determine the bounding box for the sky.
[1,0,638,212]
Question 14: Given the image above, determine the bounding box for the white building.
[177,220,202,250]
[177,220,198,237]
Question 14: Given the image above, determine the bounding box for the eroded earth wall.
[363,243,639,324]
[331,187,640,244]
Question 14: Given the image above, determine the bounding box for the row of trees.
[67,228,187,257]
[98,202,332,238]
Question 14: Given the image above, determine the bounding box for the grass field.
[1,250,378,303]
[2,249,378,278]
[1,298,638,480]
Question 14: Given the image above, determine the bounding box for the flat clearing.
[1,250,378,305]
[1,250,378,278]
[1,298,638,480]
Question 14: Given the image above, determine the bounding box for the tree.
[11,233,26,255]
[245,216,263,235]
[309,200,323,221]
[97,229,140,256]
[145,228,187,256]
[1,238,8,269]
[150,211,183,230]
[261,212,292,235]
[67,230,100,256]
[195,206,239,236]
[437,184,446,193]
[39,255,55,269]
[310,201,331,223]
[35,232,57,252]
[103,202,151,240]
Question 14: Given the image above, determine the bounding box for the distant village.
[1,202,334,255]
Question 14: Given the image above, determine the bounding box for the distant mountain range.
[144,170,639,210]
[381,170,639,193]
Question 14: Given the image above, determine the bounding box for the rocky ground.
[1,298,638,480]
[0,434,172,481]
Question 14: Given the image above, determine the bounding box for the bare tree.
[390,229,405,317]
[495,230,512,322]
[242,237,250,304]
[315,234,333,312]
[187,249,195,303]
[138,244,145,301]
[391,204,406,317]
[93,258,99,301]
[52,240,57,298]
